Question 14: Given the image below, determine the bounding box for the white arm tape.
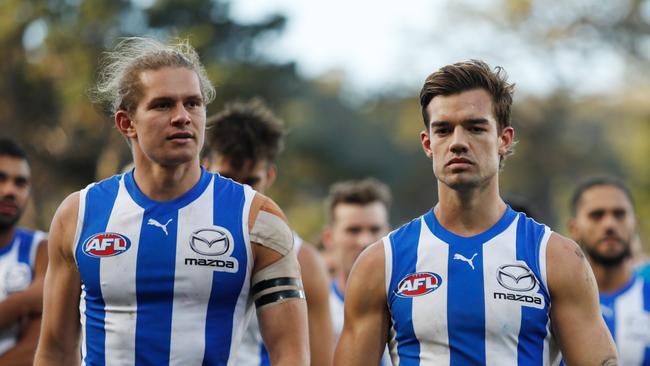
[250,210,294,256]
[251,248,304,308]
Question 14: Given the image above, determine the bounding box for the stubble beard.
[581,239,632,268]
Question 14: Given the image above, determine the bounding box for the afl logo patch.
[83,232,131,258]
[396,272,442,298]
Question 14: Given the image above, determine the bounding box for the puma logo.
[147,218,173,236]
[453,253,478,270]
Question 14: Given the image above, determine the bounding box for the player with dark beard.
[569,176,650,365]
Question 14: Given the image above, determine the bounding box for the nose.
[449,127,469,154]
[355,231,376,249]
[171,103,191,126]
[0,181,17,200]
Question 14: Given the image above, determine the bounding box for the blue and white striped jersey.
[600,275,650,365]
[0,228,45,355]
[384,207,562,366]
[73,169,255,366]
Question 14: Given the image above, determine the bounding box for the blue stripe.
[515,213,549,366]
[445,238,486,364]
[203,176,248,364]
[76,177,122,365]
[387,218,422,366]
[16,229,34,265]
[134,209,178,365]
[260,343,271,366]
[642,279,650,366]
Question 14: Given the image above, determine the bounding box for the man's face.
[122,67,206,166]
[209,156,275,193]
[570,185,636,267]
[0,156,30,231]
[420,89,513,191]
[324,202,389,279]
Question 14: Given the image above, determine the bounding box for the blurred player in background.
[204,99,333,366]
[322,178,391,365]
[569,176,650,365]
[0,137,47,365]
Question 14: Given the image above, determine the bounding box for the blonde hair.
[91,37,215,115]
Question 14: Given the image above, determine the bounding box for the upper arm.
[248,193,309,365]
[547,233,618,365]
[334,241,389,366]
[298,244,334,366]
[35,192,82,361]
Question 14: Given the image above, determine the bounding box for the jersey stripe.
[76,176,121,365]
[102,180,142,364]
[388,218,422,365]
[515,214,550,366]
[203,176,249,364]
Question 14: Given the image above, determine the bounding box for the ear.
[200,156,210,170]
[321,227,333,251]
[420,130,433,159]
[115,110,137,138]
[567,217,578,239]
[498,126,515,156]
[266,163,277,188]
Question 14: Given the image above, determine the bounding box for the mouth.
[0,201,18,215]
[166,132,194,141]
[446,157,473,167]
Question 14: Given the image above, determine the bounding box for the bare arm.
[547,233,618,365]
[0,240,48,365]
[250,194,309,366]
[298,243,335,366]
[334,242,389,366]
[34,193,82,366]
[0,239,47,329]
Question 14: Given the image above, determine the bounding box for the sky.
[229,0,629,98]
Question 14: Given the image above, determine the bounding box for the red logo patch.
[82,232,131,258]
[395,272,442,297]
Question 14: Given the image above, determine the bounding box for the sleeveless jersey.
[384,207,562,366]
[236,234,303,366]
[74,169,255,366]
[0,228,45,355]
[599,275,650,365]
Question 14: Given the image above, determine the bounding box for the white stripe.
[76,187,89,360]
[412,217,450,364]
[483,217,520,366]
[73,185,92,266]
[226,184,256,366]
[615,278,646,365]
[168,177,216,365]
[538,228,552,295]
[29,230,46,266]
[383,236,392,299]
[101,178,143,365]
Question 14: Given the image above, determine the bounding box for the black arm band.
[251,277,302,296]
[254,289,305,308]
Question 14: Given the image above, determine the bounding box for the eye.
[469,126,485,133]
[588,210,605,221]
[153,101,172,110]
[434,127,451,135]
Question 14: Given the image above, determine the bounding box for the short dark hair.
[325,178,392,224]
[570,176,635,216]
[419,59,514,132]
[205,98,285,171]
[0,137,28,161]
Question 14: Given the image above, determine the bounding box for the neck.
[435,177,506,236]
[133,156,202,201]
[334,269,348,296]
[590,259,633,294]
[0,227,16,249]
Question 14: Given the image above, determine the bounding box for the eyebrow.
[430,118,490,128]
[146,94,204,106]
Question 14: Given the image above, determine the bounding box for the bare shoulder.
[347,241,386,294]
[297,242,324,268]
[49,191,82,259]
[546,232,595,295]
[249,192,288,225]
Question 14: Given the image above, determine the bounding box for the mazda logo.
[496,264,537,292]
[190,228,231,256]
